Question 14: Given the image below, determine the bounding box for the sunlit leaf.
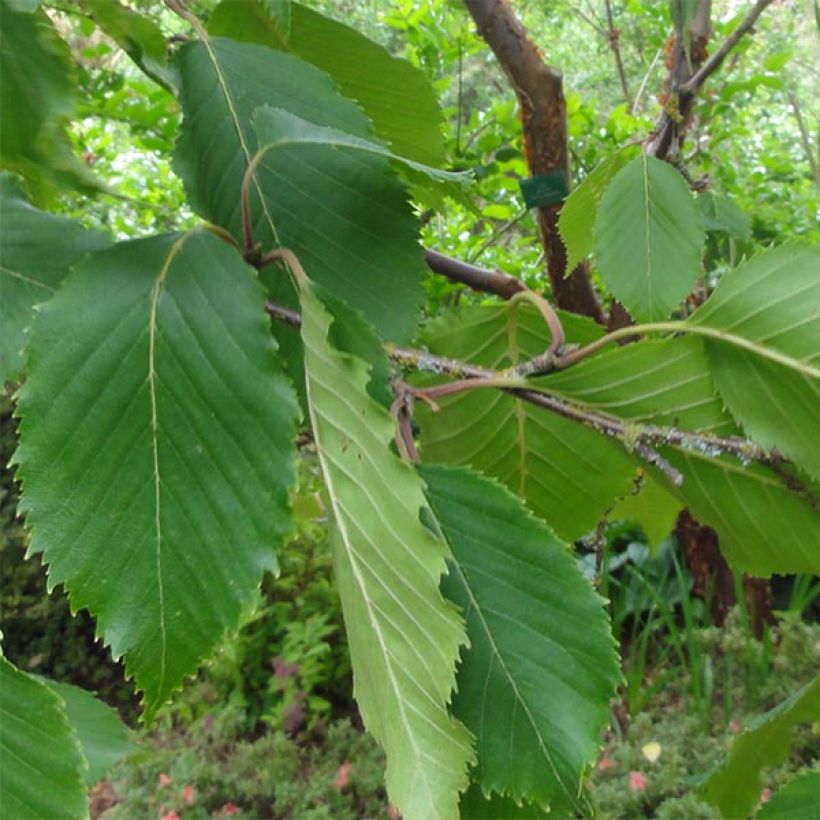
[15,232,299,717]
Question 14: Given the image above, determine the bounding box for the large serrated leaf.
[0,2,101,203]
[558,149,632,275]
[297,275,472,819]
[0,656,88,820]
[416,302,636,541]
[209,0,446,166]
[174,36,425,344]
[421,464,618,813]
[701,676,820,819]
[537,337,820,575]
[14,232,299,718]
[594,154,704,321]
[0,173,110,383]
[688,243,820,481]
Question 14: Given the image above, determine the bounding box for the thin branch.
[681,0,775,94]
[788,90,820,187]
[605,0,631,102]
[631,46,663,114]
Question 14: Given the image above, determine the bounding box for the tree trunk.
[464,0,605,323]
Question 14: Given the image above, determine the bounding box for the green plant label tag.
[519,171,569,209]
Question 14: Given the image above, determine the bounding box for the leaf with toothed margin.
[535,335,820,576]
[297,272,472,820]
[13,231,299,718]
[173,36,426,346]
[421,464,618,813]
[415,301,637,542]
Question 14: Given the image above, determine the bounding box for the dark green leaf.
[756,770,820,819]
[698,192,751,239]
[0,173,110,383]
[422,464,618,812]
[15,232,299,718]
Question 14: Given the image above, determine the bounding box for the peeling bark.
[464,0,605,323]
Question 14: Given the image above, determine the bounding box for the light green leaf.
[261,0,290,40]
[297,275,472,819]
[688,243,820,482]
[594,154,704,321]
[209,0,446,166]
[702,676,820,819]
[0,656,88,820]
[79,0,176,92]
[559,149,633,275]
[537,336,820,575]
[756,770,820,819]
[698,191,751,239]
[0,3,101,203]
[421,464,618,812]
[610,473,681,549]
[0,173,110,383]
[14,232,299,718]
[43,680,132,786]
[174,37,425,344]
[416,302,636,541]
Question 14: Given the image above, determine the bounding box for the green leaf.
[416,302,636,541]
[174,37,425,343]
[688,243,820,482]
[701,676,820,819]
[251,105,468,186]
[43,680,132,786]
[756,770,820,819]
[609,473,681,549]
[559,149,633,275]
[421,464,619,812]
[459,783,551,818]
[0,656,88,820]
[594,154,704,321]
[0,173,110,384]
[209,0,446,166]
[536,336,820,576]
[698,191,751,239]
[0,3,102,203]
[14,232,299,718]
[79,0,176,92]
[297,274,472,819]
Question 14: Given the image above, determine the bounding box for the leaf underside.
[298,278,472,820]
[689,243,820,482]
[422,464,618,813]
[15,231,299,717]
[416,302,637,541]
[538,336,820,575]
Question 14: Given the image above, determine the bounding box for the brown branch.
[463,0,605,323]
[681,0,775,94]
[605,0,631,103]
[423,248,526,299]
